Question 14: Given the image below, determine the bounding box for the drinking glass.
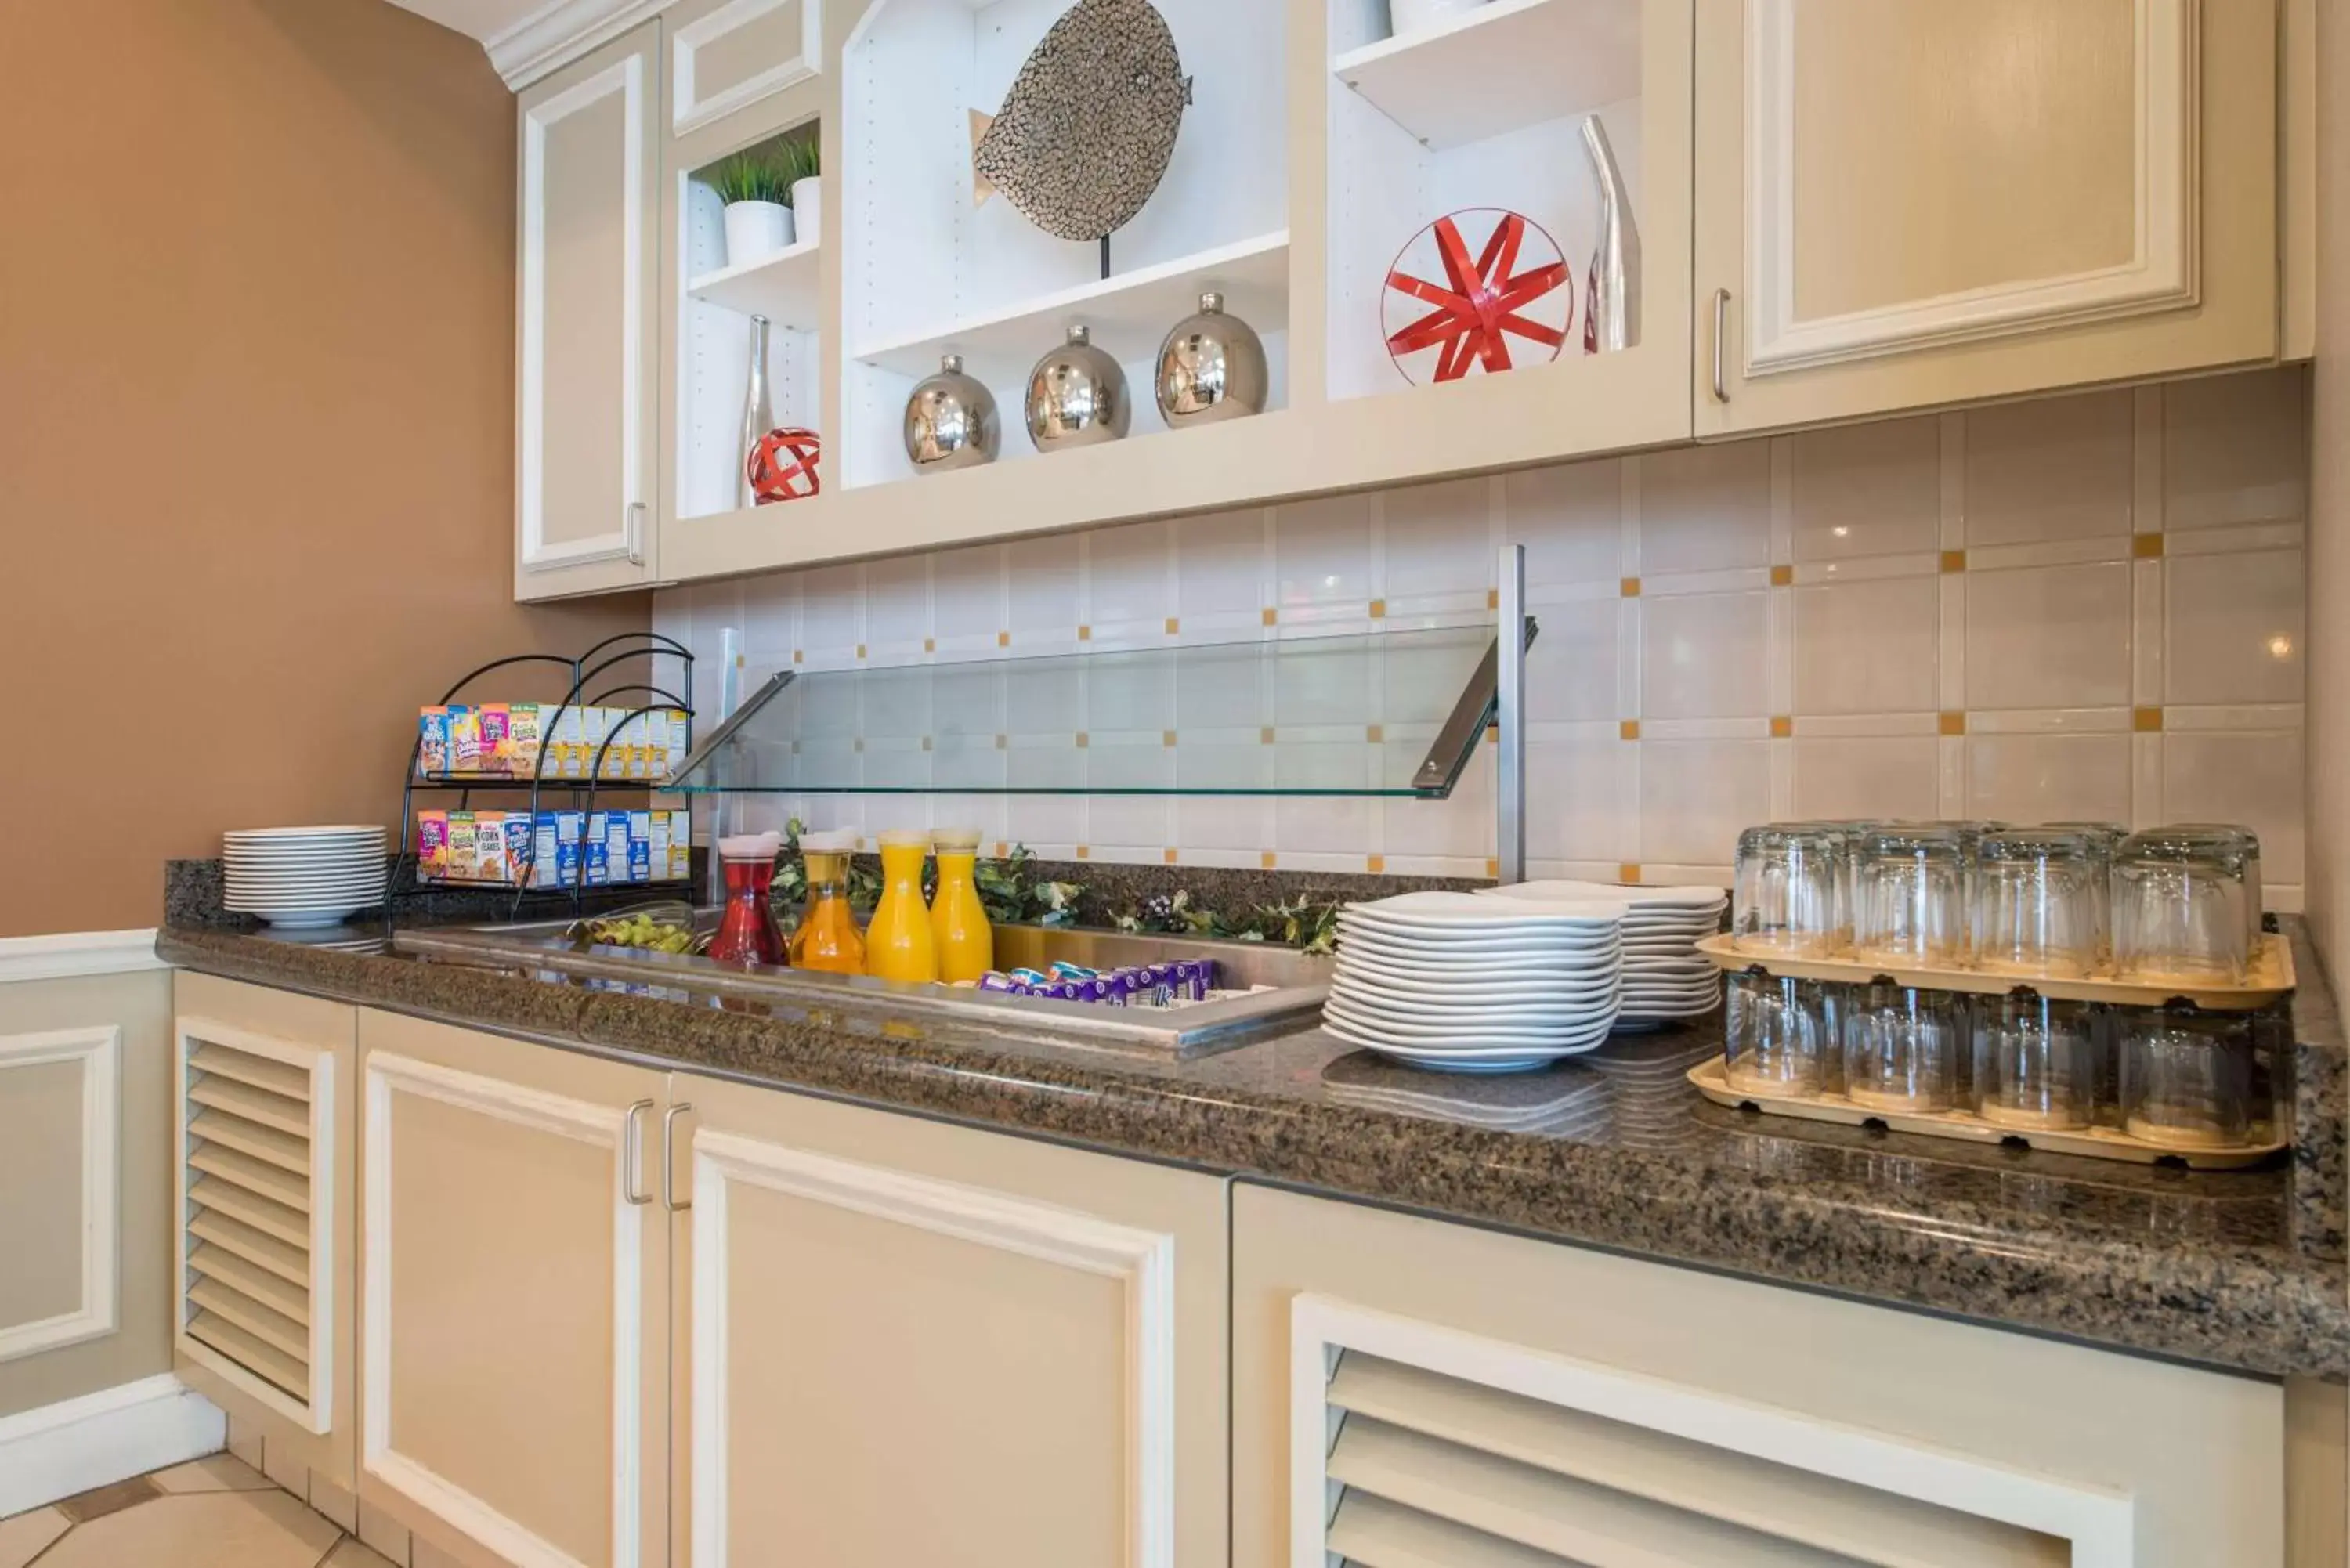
[1973,995,2096,1131]
[1970,829,2105,978]
[1853,825,1969,968]
[2043,822,2125,973]
[2164,824,2265,954]
[1724,973,1837,1097]
[2120,1009,2255,1150]
[1843,984,1965,1113]
[2113,830,2251,985]
[1732,826,1847,957]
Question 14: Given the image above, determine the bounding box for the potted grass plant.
[778,135,822,248]
[715,150,794,267]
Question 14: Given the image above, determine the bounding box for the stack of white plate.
[223,826,389,928]
[1324,891,1628,1072]
[1480,880,1726,1024]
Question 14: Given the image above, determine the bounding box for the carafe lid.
[718,832,783,862]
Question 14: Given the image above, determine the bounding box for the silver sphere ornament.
[1024,324,1130,452]
[903,353,1000,473]
[1155,291,1268,426]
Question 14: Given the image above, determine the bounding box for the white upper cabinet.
[1694,0,2277,437]
[515,19,663,600]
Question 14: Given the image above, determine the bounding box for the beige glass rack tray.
[1692,933,2295,1012]
[1685,1059,2287,1169]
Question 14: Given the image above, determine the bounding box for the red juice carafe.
[709,833,786,966]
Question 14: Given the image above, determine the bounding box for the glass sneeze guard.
[669,620,1533,800]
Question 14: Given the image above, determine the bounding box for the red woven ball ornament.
[748,426,822,504]
[1382,208,1572,385]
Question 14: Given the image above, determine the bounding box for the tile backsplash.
[657,367,2310,905]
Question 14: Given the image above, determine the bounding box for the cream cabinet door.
[1234,1183,2287,1568]
[668,1074,1228,1568]
[515,18,661,600]
[356,1011,669,1568]
[172,974,358,1490]
[1694,0,2276,436]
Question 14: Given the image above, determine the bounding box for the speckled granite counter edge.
[157,924,2350,1380]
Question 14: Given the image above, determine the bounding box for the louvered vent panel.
[182,1035,320,1414]
[1318,1352,2071,1568]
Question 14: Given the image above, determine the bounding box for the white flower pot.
[722,200,792,268]
[790,177,823,246]
[1389,0,1490,36]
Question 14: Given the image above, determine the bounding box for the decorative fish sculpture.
[970,0,1193,244]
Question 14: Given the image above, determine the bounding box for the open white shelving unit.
[1332,0,1642,150]
[657,0,1692,583]
[1325,0,1657,405]
[687,234,823,324]
[852,228,1290,383]
[671,125,824,527]
[837,0,1292,492]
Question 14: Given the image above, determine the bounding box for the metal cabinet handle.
[663,1103,693,1212]
[622,1098,655,1205]
[1711,289,1731,403]
[624,502,647,566]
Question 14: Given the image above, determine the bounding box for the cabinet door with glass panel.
[1693,0,2276,437]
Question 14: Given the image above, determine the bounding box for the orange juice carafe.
[863,831,938,983]
[788,829,866,975]
[929,829,995,984]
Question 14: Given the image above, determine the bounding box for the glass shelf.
[670,622,1525,798]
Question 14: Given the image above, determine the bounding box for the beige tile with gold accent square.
[1791,737,1940,822]
[1640,441,1772,573]
[1639,739,1770,867]
[2164,367,2307,530]
[1965,561,2132,710]
[1642,589,1769,720]
[2164,549,2306,706]
[1788,415,1940,561]
[1963,388,2135,547]
[1964,732,2133,825]
[1505,458,1622,587]
[1792,575,1940,716]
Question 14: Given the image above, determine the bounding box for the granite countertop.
[157,911,2350,1380]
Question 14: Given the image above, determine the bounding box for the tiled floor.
[0,1454,390,1568]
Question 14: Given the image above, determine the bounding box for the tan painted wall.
[0,0,646,938]
[2312,0,2350,979]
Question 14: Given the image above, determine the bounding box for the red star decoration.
[1384,211,1570,381]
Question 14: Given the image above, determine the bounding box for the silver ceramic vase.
[903,353,1001,473]
[1024,324,1130,452]
[1155,291,1268,427]
[738,314,775,508]
[1581,116,1640,354]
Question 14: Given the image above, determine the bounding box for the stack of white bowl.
[1324,891,1628,1072]
[1480,880,1726,1024]
[222,826,389,929]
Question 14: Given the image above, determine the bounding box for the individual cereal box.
[597,710,631,780]
[449,706,483,774]
[531,810,585,890]
[670,812,694,881]
[662,712,690,782]
[476,705,512,775]
[416,810,450,879]
[585,811,627,886]
[465,811,505,883]
[418,708,451,775]
[443,812,479,883]
[501,815,537,887]
[622,712,655,781]
[505,703,545,779]
[627,811,653,883]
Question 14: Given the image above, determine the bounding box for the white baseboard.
[0,1374,224,1516]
